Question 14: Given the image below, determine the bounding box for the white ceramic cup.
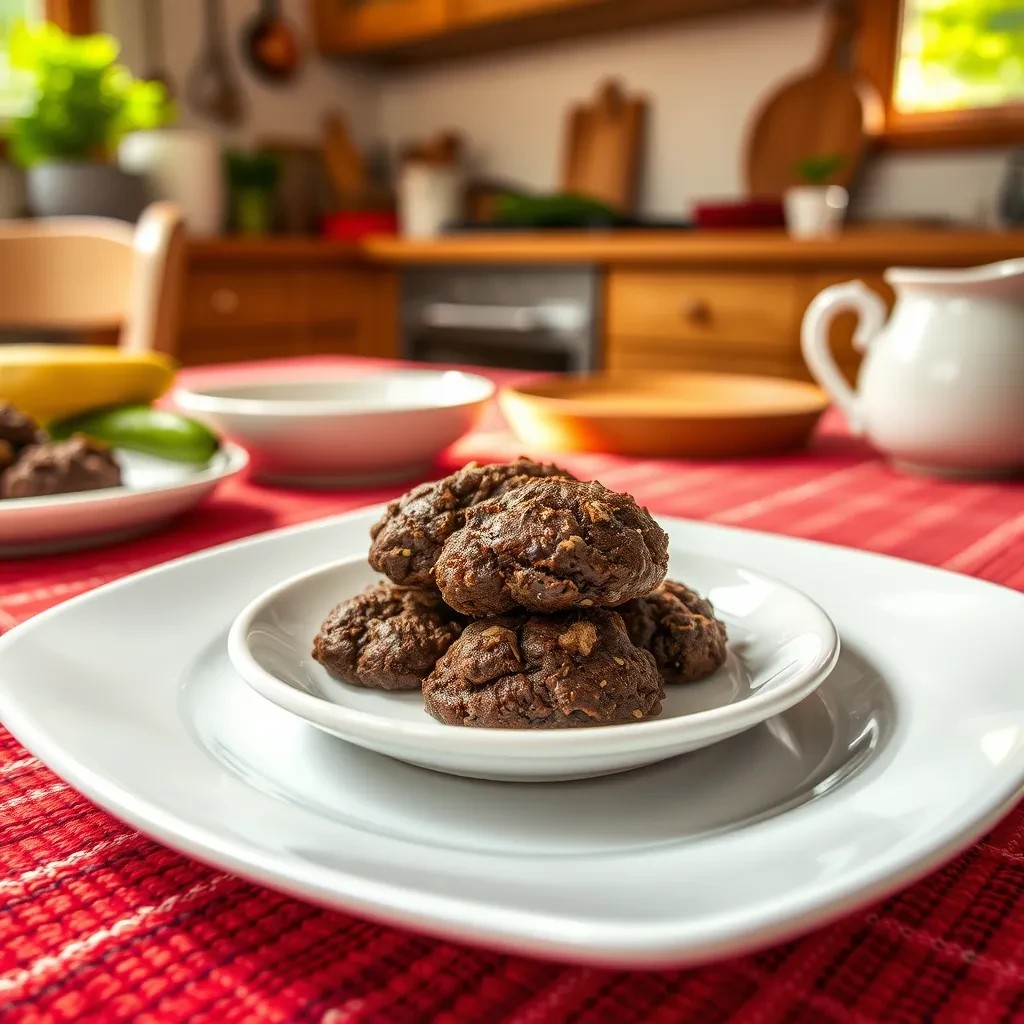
[397,162,463,239]
[119,129,225,236]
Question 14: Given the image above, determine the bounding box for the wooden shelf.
[358,228,1024,267]
[187,237,362,265]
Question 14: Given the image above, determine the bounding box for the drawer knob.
[683,299,712,325]
[211,288,240,315]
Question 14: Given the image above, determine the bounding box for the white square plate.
[1,510,1022,968]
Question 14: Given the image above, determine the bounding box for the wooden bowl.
[500,372,829,459]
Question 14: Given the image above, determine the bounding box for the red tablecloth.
[2,356,1024,1024]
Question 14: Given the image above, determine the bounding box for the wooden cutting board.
[745,4,881,196]
[561,79,647,213]
[322,111,367,208]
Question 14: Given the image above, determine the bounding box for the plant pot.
[118,129,225,236]
[26,162,149,221]
[783,185,849,239]
[0,162,26,219]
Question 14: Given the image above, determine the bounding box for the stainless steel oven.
[401,267,599,372]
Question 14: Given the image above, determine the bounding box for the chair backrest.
[0,202,186,356]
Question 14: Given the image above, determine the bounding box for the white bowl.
[228,552,840,782]
[173,370,496,487]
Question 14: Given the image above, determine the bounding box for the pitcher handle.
[800,280,887,436]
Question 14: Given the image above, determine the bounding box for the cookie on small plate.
[434,477,669,617]
[424,609,664,729]
[620,580,728,684]
[313,581,466,691]
[368,458,572,590]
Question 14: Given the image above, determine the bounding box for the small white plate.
[229,555,839,782]
[0,443,248,556]
[174,370,495,487]
[1,510,1023,968]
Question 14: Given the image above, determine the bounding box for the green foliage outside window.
[896,0,1024,112]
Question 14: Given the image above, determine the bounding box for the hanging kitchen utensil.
[186,0,245,126]
[140,0,173,97]
[561,78,647,214]
[243,0,303,84]
[745,1,881,197]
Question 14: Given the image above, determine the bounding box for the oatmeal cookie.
[424,609,664,728]
[368,459,572,590]
[619,580,728,684]
[1,435,121,499]
[434,477,669,617]
[312,581,466,691]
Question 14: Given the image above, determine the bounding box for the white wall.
[101,1,1009,224]
[375,4,1010,223]
[99,0,379,146]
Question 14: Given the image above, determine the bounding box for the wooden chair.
[0,202,186,356]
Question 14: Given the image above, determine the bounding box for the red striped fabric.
[2,356,1023,1023]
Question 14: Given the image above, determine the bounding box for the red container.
[693,198,786,230]
[321,210,399,241]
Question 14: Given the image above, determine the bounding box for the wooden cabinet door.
[312,0,451,52]
[454,0,594,25]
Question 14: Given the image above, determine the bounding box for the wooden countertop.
[188,229,1024,268]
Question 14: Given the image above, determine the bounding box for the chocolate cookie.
[433,477,669,617]
[424,609,664,729]
[620,580,728,684]
[0,403,47,451]
[312,581,466,691]
[1,435,122,499]
[368,458,572,590]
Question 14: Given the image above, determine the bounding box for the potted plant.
[7,21,172,220]
[784,155,849,239]
[225,150,280,236]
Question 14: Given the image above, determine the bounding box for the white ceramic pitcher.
[801,258,1024,477]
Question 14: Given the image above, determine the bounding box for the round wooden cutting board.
[745,4,881,196]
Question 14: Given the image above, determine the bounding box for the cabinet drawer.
[607,271,803,349]
[184,271,310,331]
[177,327,308,367]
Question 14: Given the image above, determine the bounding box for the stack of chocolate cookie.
[312,459,728,730]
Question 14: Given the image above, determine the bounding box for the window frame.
[857,0,1024,149]
[43,0,93,34]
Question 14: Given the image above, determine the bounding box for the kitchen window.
[0,0,42,120]
[860,0,1024,147]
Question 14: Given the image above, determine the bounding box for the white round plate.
[0,442,248,556]
[229,555,840,782]
[174,370,495,487]
[1,510,1023,968]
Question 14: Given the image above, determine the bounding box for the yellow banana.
[0,346,177,423]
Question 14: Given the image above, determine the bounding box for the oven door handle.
[417,302,546,333]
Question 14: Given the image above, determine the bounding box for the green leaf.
[6,20,176,167]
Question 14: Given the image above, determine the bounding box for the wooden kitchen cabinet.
[177,242,398,368]
[454,0,592,24]
[311,0,808,60]
[605,268,887,382]
[310,0,451,53]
